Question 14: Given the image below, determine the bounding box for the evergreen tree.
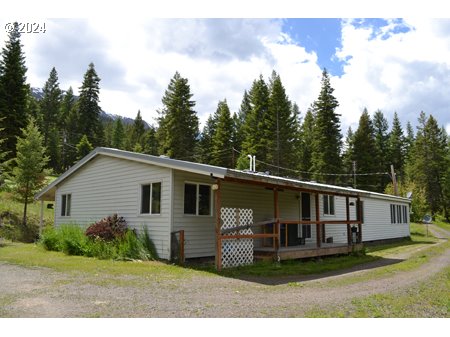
[40,67,62,172]
[388,112,405,181]
[0,118,7,183]
[142,126,158,155]
[8,118,49,226]
[111,117,125,149]
[211,100,234,167]
[234,90,251,154]
[64,102,81,168]
[0,22,28,160]
[156,72,199,159]
[77,63,103,147]
[237,75,270,170]
[198,114,217,164]
[298,107,315,180]
[404,121,415,161]
[263,71,297,174]
[130,110,146,150]
[342,126,355,186]
[406,112,448,217]
[372,110,390,192]
[76,134,93,160]
[351,108,378,191]
[311,69,342,184]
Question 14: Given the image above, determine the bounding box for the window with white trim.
[61,194,71,216]
[390,204,408,224]
[323,195,335,215]
[184,183,212,216]
[140,182,161,214]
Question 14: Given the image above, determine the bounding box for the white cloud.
[334,18,450,132]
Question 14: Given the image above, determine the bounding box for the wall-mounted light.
[349,202,355,206]
[212,184,219,191]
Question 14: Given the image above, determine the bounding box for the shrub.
[139,226,158,260]
[0,211,39,243]
[58,225,88,256]
[85,214,127,241]
[40,226,60,251]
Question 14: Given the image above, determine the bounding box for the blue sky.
[1,13,449,135]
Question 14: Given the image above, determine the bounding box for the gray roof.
[36,147,411,203]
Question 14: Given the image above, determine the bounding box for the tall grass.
[40,225,158,261]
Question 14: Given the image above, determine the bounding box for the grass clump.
[39,221,158,261]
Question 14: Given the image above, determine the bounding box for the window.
[301,224,311,238]
[184,183,212,216]
[397,205,402,223]
[140,182,161,214]
[390,204,396,224]
[61,194,71,216]
[323,195,335,215]
[403,205,408,223]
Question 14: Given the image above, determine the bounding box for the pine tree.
[8,118,49,226]
[351,108,378,191]
[76,134,93,160]
[372,110,390,191]
[130,110,146,150]
[237,75,270,170]
[234,90,251,154]
[263,71,297,174]
[40,67,62,172]
[111,117,125,149]
[298,107,315,180]
[342,126,355,186]
[211,100,234,167]
[77,63,103,147]
[406,112,448,216]
[198,114,217,164]
[142,126,158,155]
[156,72,199,160]
[388,112,405,181]
[404,121,415,161]
[64,102,81,168]
[0,22,28,160]
[311,69,342,184]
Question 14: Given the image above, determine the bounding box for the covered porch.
[214,172,365,270]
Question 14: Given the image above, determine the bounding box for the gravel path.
[1,225,449,317]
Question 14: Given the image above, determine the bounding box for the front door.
[301,193,311,240]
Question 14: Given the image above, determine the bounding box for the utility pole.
[352,161,357,189]
[390,164,398,196]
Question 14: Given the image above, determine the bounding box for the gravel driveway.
[1,224,449,317]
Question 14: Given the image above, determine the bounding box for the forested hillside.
[1,22,449,223]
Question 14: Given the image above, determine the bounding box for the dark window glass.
[61,194,67,216]
[141,184,150,214]
[184,184,197,215]
[357,201,364,223]
[397,205,402,223]
[393,205,396,224]
[329,196,335,215]
[198,184,211,215]
[302,224,311,238]
[151,182,161,214]
[403,206,407,223]
[66,194,71,216]
[323,195,329,214]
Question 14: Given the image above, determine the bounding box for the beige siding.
[54,156,172,259]
[172,170,217,258]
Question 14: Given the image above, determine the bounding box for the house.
[36,147,411,269]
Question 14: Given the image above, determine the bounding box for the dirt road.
[1,225,449,317]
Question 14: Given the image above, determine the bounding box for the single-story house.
[36,147,411,269]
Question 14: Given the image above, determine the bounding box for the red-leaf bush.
[85,214,128,241]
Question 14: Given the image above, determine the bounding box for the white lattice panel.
[221,208,254,268]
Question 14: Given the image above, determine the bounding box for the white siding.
[360,197,410,241]
[54,156,172,259]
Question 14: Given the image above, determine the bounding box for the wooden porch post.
[315,193,321,248]
[346,196,351,245]
[215,179,222,271]
[274,188,280,258]
[357,195,362,243]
